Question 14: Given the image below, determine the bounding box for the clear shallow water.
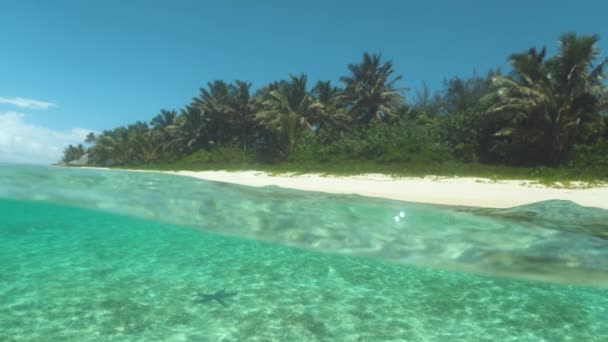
[1,164,607,286]
[1,198,607,341]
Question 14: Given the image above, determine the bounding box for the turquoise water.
[1,165,607,340]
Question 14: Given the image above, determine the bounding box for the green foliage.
[182,146,254,165]
[63,36,608,182]
[438,111,483,162]
[256,74,314,156]
[484,34,608,165]
[86,121,174,166]
[290,123,450,163]
[340,52,406,124]
[442,70,497,113]
[62,144,86,163]
[570,140,608,173]
[310,80,350,136]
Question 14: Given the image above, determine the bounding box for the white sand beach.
[154,170,608,209]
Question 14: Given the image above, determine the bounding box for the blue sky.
[1,0,607,163]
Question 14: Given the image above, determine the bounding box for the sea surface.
[0,164,607,341]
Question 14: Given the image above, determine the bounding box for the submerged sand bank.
[154,170,608,209]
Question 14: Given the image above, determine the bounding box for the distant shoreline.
[82,167,608,209]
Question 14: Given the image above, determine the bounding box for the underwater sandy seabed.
[1,198,607,342]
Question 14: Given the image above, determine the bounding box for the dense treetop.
[63,33,608,175]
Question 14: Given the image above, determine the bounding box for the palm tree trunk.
[551,126,564,166]
[242,128,247,152]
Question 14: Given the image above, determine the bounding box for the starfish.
[194,288,236,307]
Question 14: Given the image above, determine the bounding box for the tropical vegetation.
[62,33,608,181]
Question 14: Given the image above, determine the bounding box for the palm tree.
[151,109,177,130]
[149,109,180,152]
[340,52,407,124]
[310,81,350,135]
[62,144,86,163]
[89,127,132,165]
[173,104,209,153]
[128,125,166,164]
[85,132,96,144]
[256,74,314,156]
[227,81,257,151]
[194,80,231,146]
[485,33,608,165]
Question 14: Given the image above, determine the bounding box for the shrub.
[289,123,451,163]
[570,140,608,172]
[183,146,253,164]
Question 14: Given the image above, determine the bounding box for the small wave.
[1,164,607,286]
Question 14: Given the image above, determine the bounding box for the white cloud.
[0,96,57,110]
[0,111,92,164]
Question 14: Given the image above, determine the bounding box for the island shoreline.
[82,167,608,209]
